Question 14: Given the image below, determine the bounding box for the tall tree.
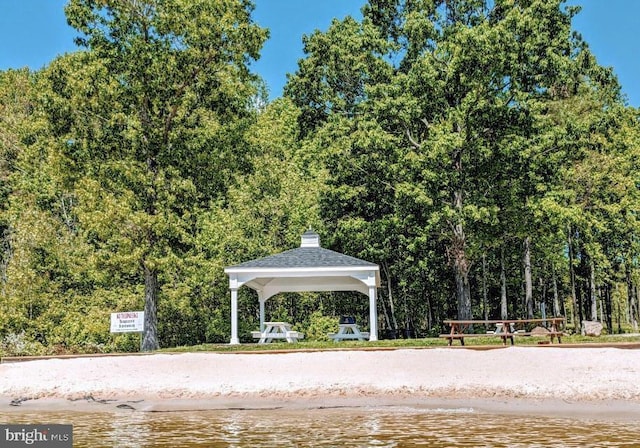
[58,0,267,350]
[287,0,634,326]
[0,70,33,287]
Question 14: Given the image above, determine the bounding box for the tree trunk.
[141,265,159,351]
[539,276,546,321]
[616,295,622,333]
[577,244,587,326]
[635,284,640,331]
[635,284,640,332]
[603,281,614,333]
[382,263,398,334]
[589,259,598,321]
[424,286,433,332]
[482,253,488,321]
[140,146,160,352]
[402,285,411,337]
[626,264,638,332]
[567,227,578,328]
[500,248,508,319]
[452,191,472,320]
[455,268,472,320]
[379,293,392,333]
[523,236,533,319]
[552,266,561,317]
[0,228,9,288]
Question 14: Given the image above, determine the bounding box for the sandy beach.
[2,346,640,417]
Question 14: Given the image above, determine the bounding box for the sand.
[2,346,640,417]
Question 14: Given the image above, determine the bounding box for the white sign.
[110,311,145,333]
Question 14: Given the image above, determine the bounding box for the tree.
[197,98,326,338]
[0,67,121,351]
[287,0,635,328]
[0,70,26,287]
[537,100,640,330]
[56,0,267,350]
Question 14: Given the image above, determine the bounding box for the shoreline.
[2,347,640,418]
[3,395,640,423]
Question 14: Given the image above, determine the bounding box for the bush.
[303,311,338,341]
[1,331,46,356]
[111,333,142,352]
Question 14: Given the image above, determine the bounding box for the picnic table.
[440,317,565,346]
[251,322,304,343]
[329,323,370,342]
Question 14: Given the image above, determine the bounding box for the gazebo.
[224,230,381,344]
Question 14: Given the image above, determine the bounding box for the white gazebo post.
[230,288,240,344]
[258,292,265,331]
[229,273,240,345]
[368,284,378,341]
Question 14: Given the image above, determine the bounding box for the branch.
[405,128,422,150]
[405,118,429,150]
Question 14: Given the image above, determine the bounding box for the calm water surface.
[2,406,639,447]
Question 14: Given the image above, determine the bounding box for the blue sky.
[0,1,638,106]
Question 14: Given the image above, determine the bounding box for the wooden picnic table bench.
[440,317,565,346]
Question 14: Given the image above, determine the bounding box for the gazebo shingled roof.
[229,246,378,269]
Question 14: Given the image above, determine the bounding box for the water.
[2,406,639,447]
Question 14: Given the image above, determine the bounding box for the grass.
[160,338,441,353]
[158,333,640,353]
[3,333,638,360]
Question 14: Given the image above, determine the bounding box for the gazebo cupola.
[300,229,320,247]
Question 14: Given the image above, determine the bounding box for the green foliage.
[1,1,639,356]
[198,98,324,265]
[1,332,46,357]
[302,311,339,341]
[54,0,267,351]
[286,0,640,331]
